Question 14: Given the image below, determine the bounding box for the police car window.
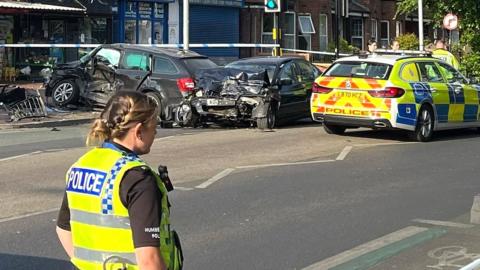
[437,62,467,84]
[95,48,120,66]
[122,52,149,71]
[416,62,444,83]
[400,63,420,82]
[154,57,179,74]
[324,62,391,79]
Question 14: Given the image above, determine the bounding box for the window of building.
[319,14,328,51]
[298,15,315,34]
[284,12,296,49]
[395,21,402,37]
[298,14,314,50]
[351,18,363,50]
[261,13,274,53]
[123,1,166,44]
[371,19,377,42]
[380,20,389,48]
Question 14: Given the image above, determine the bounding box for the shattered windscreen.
[225,63,276,83]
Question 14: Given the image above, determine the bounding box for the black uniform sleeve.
[120,167,163,248]
[57,192,71,231]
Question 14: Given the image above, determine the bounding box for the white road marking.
[0,208,59,224]
[174,186,194,191]
[412,219,474,228]
[236,159,335,169]
[0,151,43,162]
[154,136,174,142]
[196,168,235,189]
[302,226,427,270]
[336,146,353,161]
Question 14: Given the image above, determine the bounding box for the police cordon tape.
[281,48,351,57]
[0,43,280,49]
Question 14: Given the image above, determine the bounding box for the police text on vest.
[67,168,108,196]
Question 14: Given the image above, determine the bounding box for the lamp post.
[418,0,424,51]
[183,0,189,51]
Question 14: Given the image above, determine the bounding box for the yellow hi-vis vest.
[432,49,460,70]
[65,146,182,270]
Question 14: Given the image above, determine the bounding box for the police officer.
[56,91,182,270]
[432,39,460,69]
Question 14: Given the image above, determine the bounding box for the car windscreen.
[324,61,392,80]
[182,58,218,74]
[225,63,276,83]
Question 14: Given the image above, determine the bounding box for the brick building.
[239,0,434,59]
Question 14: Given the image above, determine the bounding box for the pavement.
[0,81,97,129]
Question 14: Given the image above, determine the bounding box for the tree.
[397,0,480,77]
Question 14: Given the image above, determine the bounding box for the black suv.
[44,44,218,123]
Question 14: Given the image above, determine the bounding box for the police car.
[310,53,480,142]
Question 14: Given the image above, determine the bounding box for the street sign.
[265,0,280,12]
[443,13,458,30]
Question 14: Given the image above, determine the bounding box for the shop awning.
[0,1,86,12]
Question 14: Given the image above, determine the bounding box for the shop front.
[0,0,115,81]
[118,0,172,44]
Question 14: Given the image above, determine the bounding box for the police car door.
[437,62,478,126]
[415,62,451,126]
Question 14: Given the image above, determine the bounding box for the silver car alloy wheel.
[419,109,432,137]
[53,82,74,103]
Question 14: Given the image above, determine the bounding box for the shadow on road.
[344,128,480,142]
[0,253,71,270]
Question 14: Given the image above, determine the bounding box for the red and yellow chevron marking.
[316,77,386,90]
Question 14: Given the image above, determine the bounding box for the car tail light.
[368,87,405,98]
[312,82,332,94]
[177,77,195,93]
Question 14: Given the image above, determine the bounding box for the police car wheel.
[323,123,346,135]
[414,106,434,142]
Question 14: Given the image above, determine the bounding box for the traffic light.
[265,0,281,13]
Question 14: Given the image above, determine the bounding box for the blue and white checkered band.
[100,143,144,215]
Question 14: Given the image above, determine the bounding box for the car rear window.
[324,61,392,80]
[182,58,218,74]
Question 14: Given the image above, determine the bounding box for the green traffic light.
[266,0,277,9]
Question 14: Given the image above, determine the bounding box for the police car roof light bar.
[374,49,432,56]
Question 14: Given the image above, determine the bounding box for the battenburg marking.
[67,168,107,196]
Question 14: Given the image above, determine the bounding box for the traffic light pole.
[335,0,340,59]
[273,12,279,56]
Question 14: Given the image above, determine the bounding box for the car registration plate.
[206,99,235,106]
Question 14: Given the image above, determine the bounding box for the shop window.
[319,14,328,51]
[380,20,389,48]
[124,1,165,44]
[351,18,363,50]
[154,57,178,74]
[139,20,152,44]
[122,51,149,71]
[284,12,295,49]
